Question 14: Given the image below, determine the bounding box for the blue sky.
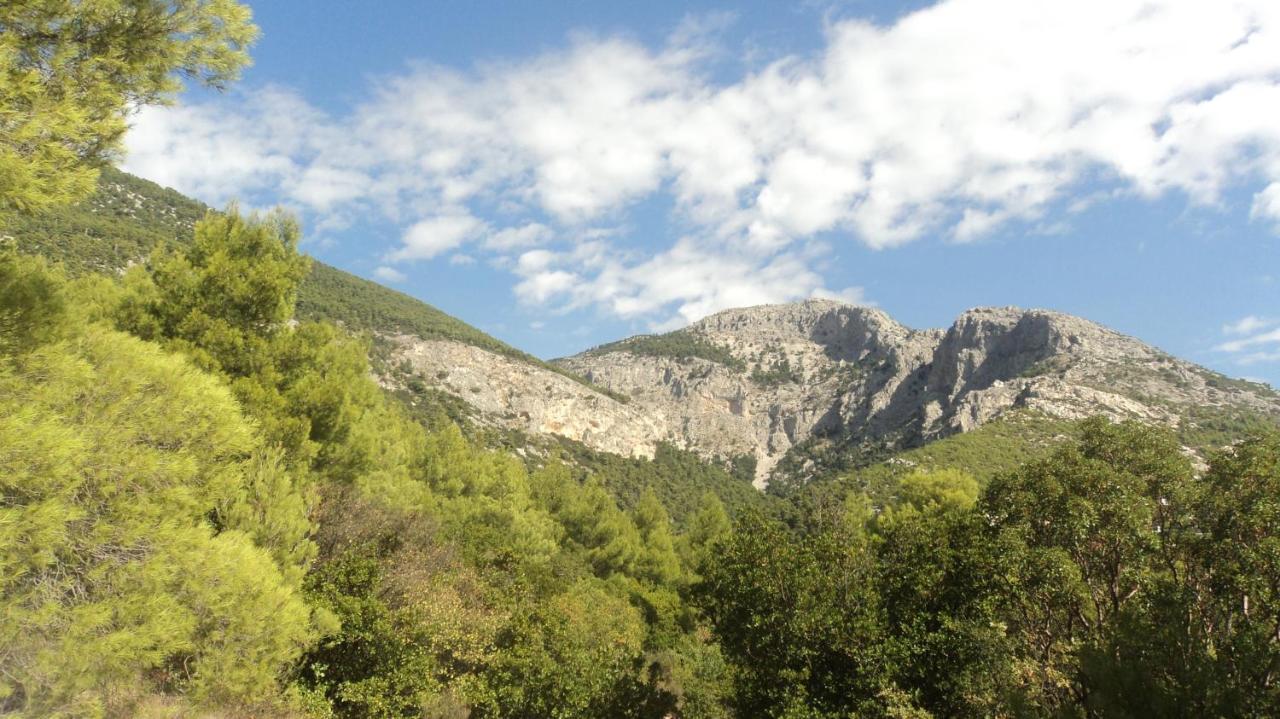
[123,0,1280,386]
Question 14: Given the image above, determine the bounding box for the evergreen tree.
[678,492,732,577]
[0,241,71,355]
[633,489,684,586]
[0,0,257,218]
[0,319,314,715]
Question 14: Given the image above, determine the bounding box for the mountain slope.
[3,167,613,394]
[12,168,1277,493]
[6,168,771,516]
[560,300,1280,486]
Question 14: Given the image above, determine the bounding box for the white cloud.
[1216,316,1280,363]
[372,265,407,283]
[1224,315,1275,336]
[388,212,484,261]
[123,87,335,207]
[1251,182,1280,225]
[288,165,371,210]
[515,269,579,304]
[1217,327,1280,354]
[484,222,554,250]
[125,0,1280,325]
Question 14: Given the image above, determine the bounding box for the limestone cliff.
[383,300,1280,488]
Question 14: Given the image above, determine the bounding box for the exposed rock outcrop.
[383,300,1280,488]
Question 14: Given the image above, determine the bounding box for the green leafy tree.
[677,491,732,577]
[0,0,257,217]
[633,489,684,586]
[482,580,647,719]
[0,241,72,354]
[0,323,313,716]
[302,493,502,719]
[697,511,894,718]
[121,207,310,373]
[1191,432,1280,715]
[218,446,316,587]
[116,207,387,484]
[873,502,1017,717]
[532,464,646,579]
[980,418,1198,714]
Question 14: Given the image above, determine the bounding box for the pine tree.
[0,0,257,218]
[633,489,683,585]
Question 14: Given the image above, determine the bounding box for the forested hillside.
[2,211,741,718]
[7,168,615,394]
[5,2,1280,718]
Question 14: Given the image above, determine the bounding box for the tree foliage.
[0,0,257,217]
[0,320,314,716]
[698,419,1280,718]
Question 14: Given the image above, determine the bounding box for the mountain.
[558,300,1280,486]
[4,167,612,394]
[4,168,769,520]
[14,168,1279,492]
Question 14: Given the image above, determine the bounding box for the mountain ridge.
[556,298,1279,486]
[13,169,1278,490]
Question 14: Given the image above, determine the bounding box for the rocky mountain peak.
[690,299,910,355]
[384,300,1280,489]
[927,307,1138,401]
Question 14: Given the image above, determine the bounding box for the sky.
[122,0,1280,387]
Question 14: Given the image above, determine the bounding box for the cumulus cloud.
[123,87,334,207]
[388,211,485,261]
[372,265,407,283]
[125,0,1280,326]
[1223,316,1275,336]
[1216,316,1280,365]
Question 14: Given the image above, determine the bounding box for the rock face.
[387,337,667,459]
[385,300,1280,488]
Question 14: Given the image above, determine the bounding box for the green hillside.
[773,411,1077,511]
[582,328,746,370]
[6,164,757,526]
[5,167,619,396]
[4,167,206,275]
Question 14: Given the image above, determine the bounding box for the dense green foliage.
[0,0,256,218]
[587,329,746,371]
[4,167,206,275]
[545,441,774,528]
[702,421,1280,717]
[0,246,315,716]
[2,209,737,717]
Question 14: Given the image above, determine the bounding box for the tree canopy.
[0,0,257,217]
